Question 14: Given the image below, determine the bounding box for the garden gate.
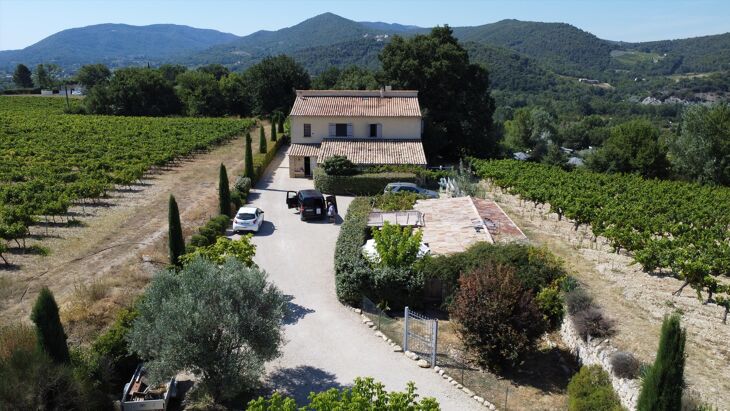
[403,306,438,367]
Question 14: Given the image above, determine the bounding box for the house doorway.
[304,157,312,176]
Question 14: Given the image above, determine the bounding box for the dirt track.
[482,182,729,409]
[0,124,265,342]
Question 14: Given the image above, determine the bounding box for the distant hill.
[0,23,239,71]
[186,13,393,67]
[451,19,614,76]
[1,13,727,84]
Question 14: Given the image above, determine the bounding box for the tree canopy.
[587,119,670,179]
[243,55,311,115]
[75,63,111,89]
[85,67,180,116]
[380,26,496,160]
[12,64,33,88]
[127,257,287,402]
[669,103,730,186]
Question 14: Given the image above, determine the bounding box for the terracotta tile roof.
[318,138,427,166]
[287,144,321,158]
[290,90,421,117]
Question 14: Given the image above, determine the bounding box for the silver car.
[383,182,439,198]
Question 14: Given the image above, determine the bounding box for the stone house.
[287,88,427,177]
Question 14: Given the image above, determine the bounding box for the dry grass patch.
[0,323,36,360]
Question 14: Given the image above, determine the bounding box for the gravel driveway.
[236,149,479,410]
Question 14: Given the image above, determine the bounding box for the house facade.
[287,89,427,177]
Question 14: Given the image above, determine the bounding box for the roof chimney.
[385,85,392,92]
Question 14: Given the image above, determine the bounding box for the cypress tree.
[30,287,70,363]
[259,126,267,154]
[277,114,285,134]
[270,121,277,142]
[244,133,255,179]
[219,164,231,216]
[168,194,185,267]
[637,314,686,411]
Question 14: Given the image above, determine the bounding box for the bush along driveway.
[240,149,479,410]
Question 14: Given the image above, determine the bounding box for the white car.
[232,206,264,233]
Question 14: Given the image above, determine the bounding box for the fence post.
[403,306,410,352]
[431,319,438,367]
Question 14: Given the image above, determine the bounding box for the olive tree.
[128,257,287,402]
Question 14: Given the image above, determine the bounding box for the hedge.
[314,169,417,195]
[333,197,425,308]
[334,197,373,305]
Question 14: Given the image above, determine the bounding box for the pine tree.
[168,195,185,267]
[219,164,231,216]
[259,126,267,154]
[13,64,33,88]
[244,133,255,179]
[30,287,70,363]
[637,314,686,411]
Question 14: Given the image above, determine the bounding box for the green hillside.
[452,19,614,76]
[0,24,239,71]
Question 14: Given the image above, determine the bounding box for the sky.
[1,0,729,51]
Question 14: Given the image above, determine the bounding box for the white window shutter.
[328,123,335,137]
[377,123,382,138]
[347,123,353,138]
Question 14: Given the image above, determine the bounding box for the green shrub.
[314,168,417,195]
[234,176,252,194]
[567,365,623,411]
[566,288,594,315]
[371,265,425,309]
[181,236,256,266]
[231,189,243,209]
[247,377,439,410]
[370,222,423,268]
[373,192,421,211]
[190,234,209,247]
[536,284,564,329]
[322,155,359,176]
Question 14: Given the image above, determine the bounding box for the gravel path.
[239,149,479,410]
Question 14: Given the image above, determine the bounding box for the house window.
[303,123,311,137]
[369,124,378,137]
[335,123,348,137]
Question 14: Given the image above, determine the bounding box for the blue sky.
[1,0,729,51]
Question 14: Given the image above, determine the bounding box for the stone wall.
[560,317,641,410]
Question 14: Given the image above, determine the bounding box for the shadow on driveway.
[264,365,346,405]
[283,295,315,325]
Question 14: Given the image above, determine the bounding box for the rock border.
[347,306,499,410]
[561,317,641,410]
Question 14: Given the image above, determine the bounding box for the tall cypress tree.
[219,164,231,216]
[277,114,285,134]
[259,126,267,154]
[30,287,70,363]
[270,121,277,142]
[637,314,686,411]
[244,133,255,179]
[168,195,185,267]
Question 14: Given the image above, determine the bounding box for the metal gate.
[403,306,438,367]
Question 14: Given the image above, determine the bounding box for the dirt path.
[0,122,268,343]
[481,182,729,408]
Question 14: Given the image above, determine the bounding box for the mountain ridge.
[1,13,728,79]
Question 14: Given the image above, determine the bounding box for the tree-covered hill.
[0,24,239,71]
[452,19,615,76]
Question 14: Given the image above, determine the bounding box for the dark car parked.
[286,189,336,221]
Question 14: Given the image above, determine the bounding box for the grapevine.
[470,159,730,323]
